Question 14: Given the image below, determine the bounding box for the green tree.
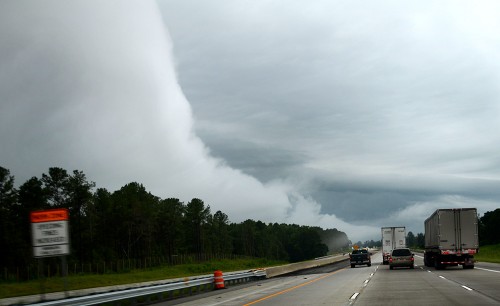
[209,210,232,255]
[111,182,159,259]
[157,198,185,260]
[0,166,17,208]
[91,188,115,260]
[0,167,18,265]
[267,223,289,260]
[416,233,425,249]
[294,227,328,261]
[15,177,47,266]
[67,170,96,262]
[40,168,96,262]
[407,231,416,248]
[235,219,258,257]
[184,198,211,257]
[42,167,70,207]
[1,167,357,274]
[479,209,500,245]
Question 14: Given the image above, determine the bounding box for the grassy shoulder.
[475,244,500,264]
[3,246,498,300]
[0,258,286,299]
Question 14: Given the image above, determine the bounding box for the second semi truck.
[424,208,478,270]
[381,226,406,265]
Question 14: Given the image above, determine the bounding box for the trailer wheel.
[351,264,355,268]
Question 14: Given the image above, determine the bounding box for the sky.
[1,0,500,243]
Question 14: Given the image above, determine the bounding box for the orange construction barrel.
[214,270,225,289]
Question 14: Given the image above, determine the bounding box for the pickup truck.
[349,249,371,268]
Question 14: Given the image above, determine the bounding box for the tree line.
[0,166,350,275]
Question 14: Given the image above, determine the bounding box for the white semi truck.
[381,226,406,265]
[424,208,478,269]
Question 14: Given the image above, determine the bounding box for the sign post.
[31,208,70,298]
[31,208,70,257]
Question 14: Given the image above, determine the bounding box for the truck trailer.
[381,227,406,265]
[424,208,478,270]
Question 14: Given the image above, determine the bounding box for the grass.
[475,244,500,264]
[3,246,498,300]
[0,258,286,299]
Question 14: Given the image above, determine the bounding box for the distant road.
[154,253,500,305]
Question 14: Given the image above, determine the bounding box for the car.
[349,248,372,268]
[389,248,414,270]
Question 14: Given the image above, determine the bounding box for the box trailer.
[424,208,478,269]
[381,227,406,265]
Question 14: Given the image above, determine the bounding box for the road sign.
[31,208,70,258]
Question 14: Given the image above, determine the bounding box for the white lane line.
[364,279,369,285]
[370,273,374,277]
[476,267,500,273]
[428,268,476,293]
[350,292,360,300]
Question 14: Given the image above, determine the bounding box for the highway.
[155,252,500,306]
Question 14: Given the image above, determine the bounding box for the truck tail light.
[389,257,393,263]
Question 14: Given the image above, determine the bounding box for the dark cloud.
[158,0,500,240]
[1,0,499,242]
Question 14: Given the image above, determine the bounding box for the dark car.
[349,248,372,268]
[389,248,414,269]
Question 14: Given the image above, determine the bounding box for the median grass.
[0,258,286,299]
[475,244,500,264]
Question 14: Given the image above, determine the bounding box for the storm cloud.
[1,0,499,242]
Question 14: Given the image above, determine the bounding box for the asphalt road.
[155,252,500,306]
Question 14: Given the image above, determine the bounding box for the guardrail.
[30,270,267,306]
[5,254,348,305]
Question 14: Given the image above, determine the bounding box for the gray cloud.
[158,0,500,239]
[1,0,499,243]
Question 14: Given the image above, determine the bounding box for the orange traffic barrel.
[214,270,225,289]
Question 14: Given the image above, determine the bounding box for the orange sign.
[30,208,69,223]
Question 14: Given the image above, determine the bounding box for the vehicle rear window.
[352,249,367,254]
[392,249,411,256]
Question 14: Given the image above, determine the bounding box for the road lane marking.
[424,267,480,295]
[476,267,500,273]
[243,269,345,306]
[202,279,305,306]
[350,292,360,300]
